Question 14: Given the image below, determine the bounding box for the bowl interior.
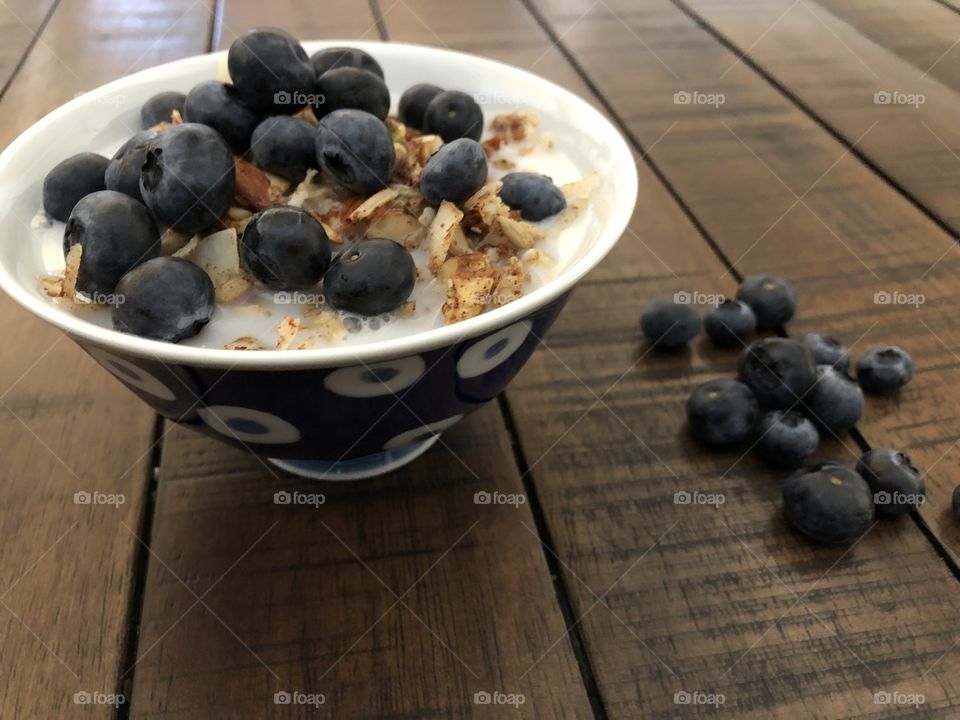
[0,40,637,368]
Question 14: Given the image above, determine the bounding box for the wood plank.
[0,0,59,105]
[128,6,593,719]
[0,0,215,716]
[382,0,960,717]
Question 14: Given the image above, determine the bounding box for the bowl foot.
[268,435,439,481]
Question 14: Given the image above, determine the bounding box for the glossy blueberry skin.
[240,206,332,291]
[324,238,416,316]
[310,47,384,79]
[227,28,315,114]
[398,83,443,129]
[784,462,875,544]
[105,130,159,204]
[703,299,756,348]
[140,123,236,235]
[856,345,914,395]
[498,172,566,222]
[736,273,796,330]
[686,378,759,446]
[423,90,484,142]
[314,67,390,120]
[63,191,160,296]
[250,116,317,183]
[42,153,109,222]
[800,332,850,373]
[183,81,262,153]
[801,365,864,434]
[140,90,185,128]
[756,410,819,468]
[316,109,395,196]
[420,139,488,206]
[738,338,816,408]
[856,448,924,517]
[640,299,701,349]
[112,257,214,342]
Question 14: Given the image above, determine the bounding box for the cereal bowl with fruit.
[0,32,637,479]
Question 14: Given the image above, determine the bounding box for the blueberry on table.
[703,299,756,348]
[420,139,488,206]
[183,81,262,154]
[423,90,484,142]
[799,332,850,373]
[240,206,332,291]
[856,345,914,395]
[316,109,395,196]
[63,191,159,296]
[856,448,923,517]
[310,47,384,79]
[736,273,796,330]
[686,378,758,446]
[738,337,816,408]
[755,409,818,468]
[112,257,214,343]
[783,463,875,544]
[314,67,390,120]
[324,238,416,316]
[640,299,701,349]
[398,83,444,129]
[497,172,567,222]
[140,90,185,128]
[42,152,109,222]
[105,130,159,204]
[139,123,236,236]
[249,116,317,184]
[227,28,314,114]
[801,365,864,434]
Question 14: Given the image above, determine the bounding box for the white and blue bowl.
[0,41,638,479]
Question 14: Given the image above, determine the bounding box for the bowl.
[0,41,638,480]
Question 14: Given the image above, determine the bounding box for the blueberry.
[239,206,331,291]
[640,299,701,349]
[112,257,214,342]
[857,345,914,395]
[736,273,796,330]
[738,338,816,408]
[801,365,864,434]
[140,123,236,235]
[423,90,484,142]
[420,139,488,206]
[703,299,757,348]
[183,81,261,154]
[755,410,819,468]
[498,172,566,222]
[227,28,314,114]
[324,238,416,316]
[250,116,317,183]
[140,90,186,128]
[856,448,924,517]
[42,153,109,222]
[310,47,384,79]
[314,67,390,120]
[799,332,850,373]
[63,191,159,296]
[104,130,159,204]
[398,83,443,129]
[316,109,395,196]
[686,378,758,446]
[783,462,875,544]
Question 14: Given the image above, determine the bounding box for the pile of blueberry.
[641,274,924,545]
[40,29,566,345]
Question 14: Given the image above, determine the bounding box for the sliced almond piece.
[492,256,526,307]
[275,316,301,350]
[368,209,426,249]
[224,336,265,351]
[497,215,543,250]
[171,234,199,259]
[348,187,398,223]
[560,172,601,202]
[427,201,464,273]
[62,243,82,300]
[234,158,273,211]
[160,229,191,256]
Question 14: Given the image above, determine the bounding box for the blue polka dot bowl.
[0,41,637,479]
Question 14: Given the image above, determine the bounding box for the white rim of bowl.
[0,40,638,369]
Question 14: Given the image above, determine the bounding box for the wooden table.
[3,0,960,717]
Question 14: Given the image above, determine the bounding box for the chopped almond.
[234,158,273,211]
[427,201,464,273]
[224,336,265,350]
[275,316,301,350]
